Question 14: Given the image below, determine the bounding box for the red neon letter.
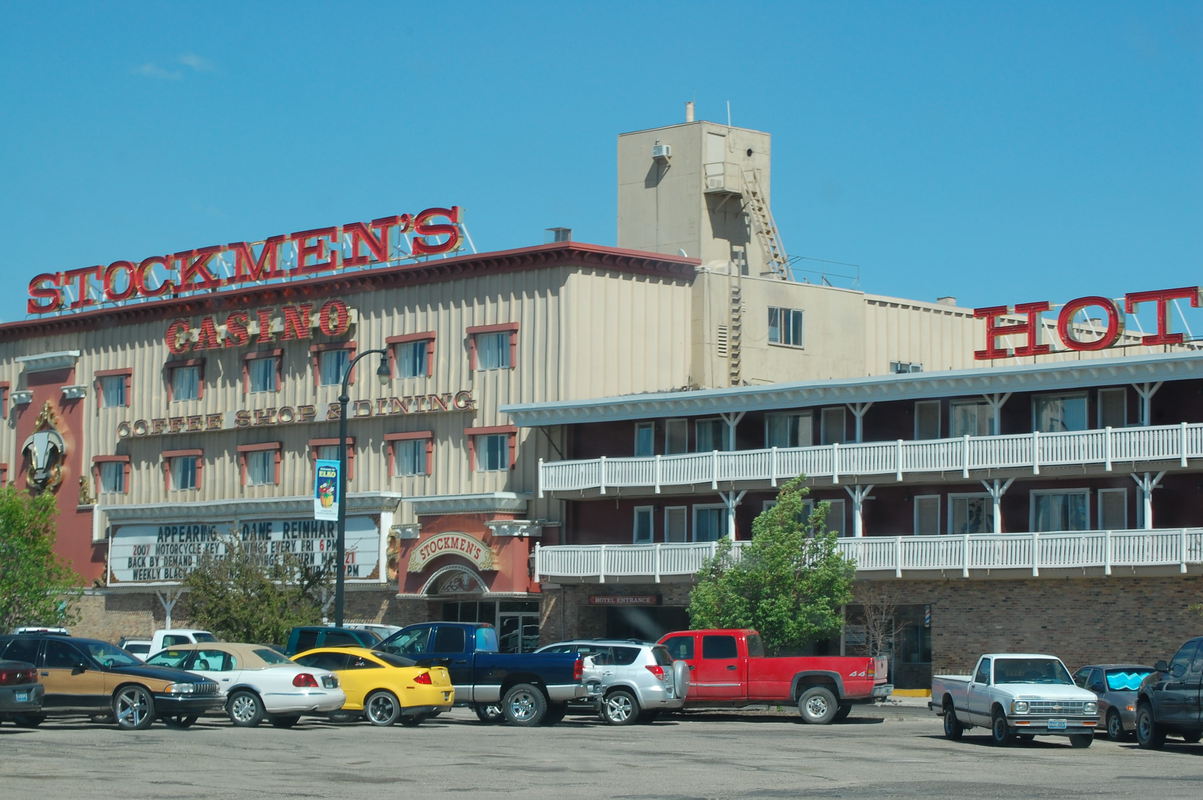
[280,304,313,341]
[103,261,138,302]
[411,207,461,256]
[227,237,285,284]
[255,309,276,345]
[136,256,174,298]
[974,301,1051,359]
[63,265,102,309]
[318,300,350,336]
[223,312,250,348]
[291,228,340,274]
[27,273,64,314]
[165,320,193,355]
[174,246,223,290]
[1123,287,1201,346]
[1057,296,1123,351]
[342,218,397,267]
[194,316,222,350]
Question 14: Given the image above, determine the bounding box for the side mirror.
[71,662,88,675]
[1154,660,1169,672]
[1171,662,1187,679]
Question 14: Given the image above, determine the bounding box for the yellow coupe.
[291,646,453,726]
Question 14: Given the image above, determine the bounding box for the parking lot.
[3,703,1202,800]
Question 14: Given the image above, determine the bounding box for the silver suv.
[535,639,689,725]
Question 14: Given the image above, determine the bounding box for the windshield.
[85,641,144,668]
[254,648,292,665]
[994,658,1073,685]
[1105,669,1153,691]
[372,651,417,668]
[146,649,191,668]
[194,632,218,643]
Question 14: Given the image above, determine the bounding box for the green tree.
[687,475,855,653]
[181,534,333,644]
[0,485,81,630]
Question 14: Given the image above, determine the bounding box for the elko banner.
[314,459,340,521]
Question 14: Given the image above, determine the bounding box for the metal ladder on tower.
[741,168,792,280]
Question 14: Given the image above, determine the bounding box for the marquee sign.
[408,532,494,572]
[108,516,381,584]
[27,206,462,315]
[974,286,1200,360]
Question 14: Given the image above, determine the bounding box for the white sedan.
[146,642,345,727]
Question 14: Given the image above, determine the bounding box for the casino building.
[2,111,1200,679]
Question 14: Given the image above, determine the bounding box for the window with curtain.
[768,307,804,346]
[633,506,654,544]
[634,422,655,456]
[476,433,508,471]
[319,349,350,386]
[397,340,428,378]
[475,331,510,370]
[695,419,725,451]
[1032,490,1089,532]
[246,451,275,485]
[393,439,425,476]
[1033,393,1088,432]
[765,412,812,448]
[693,506,725,542]
[949,399,992,437]
[99,374,127,407]
[99,461,125,493]
[171,456,199,490]
[171,365,200,401]
[949,494,991,534]
[248,357,277,393]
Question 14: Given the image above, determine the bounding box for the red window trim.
[161,449,204,491]
[0,381,8,417]
[236,442,282,487]
[164,358,205,402]
[386,332,436,378]
[466,323,519,371]
[0,463,8,486]
[309,341,357,389]
[94,369,133,409]
[242,348,283,394]
[464,425,518,471]
[384,431,434,476]
[92,455,131,495]
[308,437,355,481]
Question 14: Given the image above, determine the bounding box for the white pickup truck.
[931,653,1099,748]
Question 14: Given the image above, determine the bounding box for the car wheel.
[1105,709,1125,742]
[1136,703,1166,750]
[398,714,426,727]
[162,714,198,729]
[270,715,300,729]
[601,689,641,726]
[502,683,548,727]
[364,690,401,726]
[474,704,504,723]
[227,690,265,727]
[1069,734,1093,748]
[942,703,964,741]
[12,712,46,728]
[990,711,1013,746]
[113,685,156,730]
[797,686,838,725]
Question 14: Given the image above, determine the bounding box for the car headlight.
[165,682,197,695]
[1084,701,1098,715]
[1011,700,1029,714]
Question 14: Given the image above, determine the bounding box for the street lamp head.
[376,356,391,386]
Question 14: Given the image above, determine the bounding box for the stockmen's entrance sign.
[974,286,1200,359]
[408,532,494,572]
[27,207,462,315]
[108,517,380,584]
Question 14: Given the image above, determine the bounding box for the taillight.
[573,657,583,681]
[293,673,320,688]
[645,665,666,680]
[413,671,433,685]
[0,667,36,686]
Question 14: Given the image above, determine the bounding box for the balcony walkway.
[534,528,1203,583]
[538,422,1203,495]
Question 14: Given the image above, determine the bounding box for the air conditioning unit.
[651,143,672,161]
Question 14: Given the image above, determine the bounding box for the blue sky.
[2,1,1200,329]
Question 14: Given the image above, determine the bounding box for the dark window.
[322,631,360,647]
[974,658,991,684]
[609,647,640,666]
[2,637,40,664]
[702,635,737,660]
[44,639,83,668]
[662,636,694,661]
[433,626,466,653]
[1169,640,1199,678]
[293,630,319,652]
[348,655,382,670]
[295,651,350,671]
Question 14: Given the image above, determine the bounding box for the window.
[891,361,923,373]
[1097,388,1127,428]
[695,418,725,452]
[1031,489,1089,532]
[164,450,202,491]
[468,323,518,370]
[634,422,655,456]
[237,443,281,487]
[244,351,281,394]
[664,506,687,543]
[1098,488,1127,530]
[96,370,131,408]
[702,635,738,659]
[949,493,991,534]
[309,438,354,481]
[664,418,688,455]
[950,399,991,437]
[1033,393,1088,433]
[820,407,847,445]
[915,401,941,440]
[821,499,847,536]
[316,347,351,387]
[0,382,7,417]
[166,360,203,402]
[94,456,130,495]
[388,333,435,379]
[765,412,812,448]
[914,495,940,535]
[692,504,726,542]
[768,307,804,346]
[466,426,517,472]
[386,432,433,477]
[633,506,654,544]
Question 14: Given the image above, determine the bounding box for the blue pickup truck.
[376,621,587,726]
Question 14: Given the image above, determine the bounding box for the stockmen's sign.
[108,517,380,584]
[408,532,494,572]
[974,286,1201,360]
[27,207,462,315]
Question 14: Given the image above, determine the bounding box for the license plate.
[15,691,29,703]
[1048,718,1067,730]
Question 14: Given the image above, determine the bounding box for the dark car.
[0,659,44,725]
[0,633,223,730]
[1072,663,1156,741]
[1136,636,1203,749]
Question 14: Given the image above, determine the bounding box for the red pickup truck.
[658,628,891,724]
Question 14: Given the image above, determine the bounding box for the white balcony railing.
[538,423,1203,495]
[534,528,1203,582]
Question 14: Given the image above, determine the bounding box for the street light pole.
[334,347,391,628]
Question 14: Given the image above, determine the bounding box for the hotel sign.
[27,206,462,315]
